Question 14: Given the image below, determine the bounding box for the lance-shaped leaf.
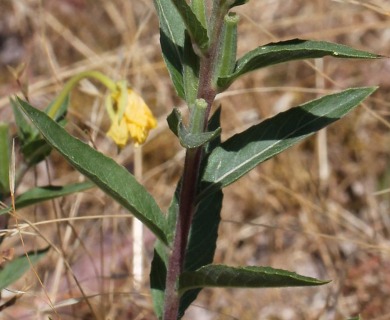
[17,98,168,245]
[0,181,95,215]
[153,0,186,98]
[150,239,169,319]
[0,123,10,196]
[183,32,200,105]
[171,0,209,52]
[217,39,382,89]
[179,264,329,295]
[178,189,223,317]
[16,181,95,208]
[11,98,37,143]
[227,0,249,8]
[191,0,207,28]
[199,87,377,199]
[0,247,49,291]
[10,96,69,166]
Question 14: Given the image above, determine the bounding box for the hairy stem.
[162,3,227,319]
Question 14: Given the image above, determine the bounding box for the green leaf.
[0,181,95,215]
[15,182,95,208]
[200,87,377,199]
[10,95,69,166]
[11,97,37,143]
[227,0,249,8]
[167,108,181,137]
[204,107,223,154]
[191,0,207,29]
[171,0,209,52]
[150,240,169,320]
[153,0,185,99]
[11,97,50,166]
[0,123,10,196]
[179,129,221,149]
[16,98,168,245]
[217,39,382,89]
[1,208,11,215]
[183,32,200,105]
[179,190,223,317]
[0,247,49,291]
[179,264,329,294]
[21,139,53,166]
[167,108,221,149]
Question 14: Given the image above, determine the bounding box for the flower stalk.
[48,71,116,118]
[47,71,157,148]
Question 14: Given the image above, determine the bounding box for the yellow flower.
[106,88,157,147]
[106,115,129,148]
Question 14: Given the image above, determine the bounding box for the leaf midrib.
[201,93,356,195]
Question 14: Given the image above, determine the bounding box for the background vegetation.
[0,0,389,319]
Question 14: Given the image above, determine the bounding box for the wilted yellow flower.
[106,88,157,147]
[106,115,129,148]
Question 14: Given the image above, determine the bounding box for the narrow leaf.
[0,247,49,291]
[0,123,10,195]
[218,39,382,89]
[20,182,94,209]
[171,0,209,51]
[166,108,181,137]
[150,240,169,319]
[179,190,223,317]
[10,95,69,166]
[191,0,207,28]
[200,87,377,199]
[17,98,168,245]
[11,97,37,143]
[153,0,185,98]
[0,181,95,215]
[183,32,200,105]
[20,139,53,166]
[179,264,329,294]
[227,0,249,9]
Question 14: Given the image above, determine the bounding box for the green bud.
[213,12,239,90]
[190,98,208,134]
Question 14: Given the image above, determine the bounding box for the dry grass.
[0,0,389,319]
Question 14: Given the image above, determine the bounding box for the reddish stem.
[162,2,227,318]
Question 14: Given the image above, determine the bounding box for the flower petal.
[106,117,129,148]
